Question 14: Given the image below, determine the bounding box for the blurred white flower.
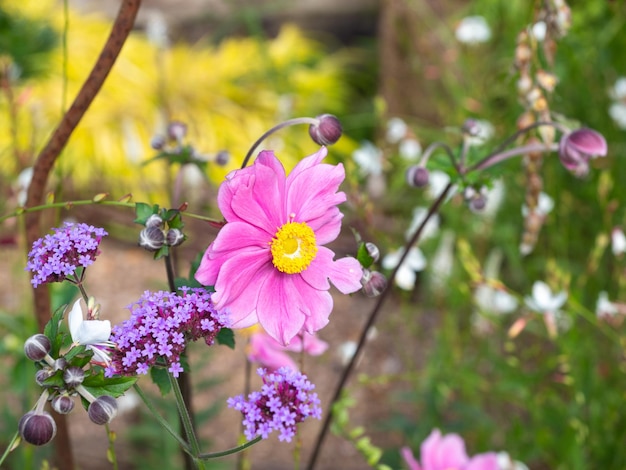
[596,291,618,319]
[612,228,626,256]
[399,138,422,161]
[609,102,626,130]
[497,452,530,470]
[430,230,455,290]
[15,167,34,206]
[466,119,495,146]
[337,341,357,366]
[531,21,547,41]
[455,16,492,45]
[522,192,554,217]
[426,170,457,201]
[481,179,506,219]
[386,117,408,144]
[353,141,383,176]
[524,281,568,337]
[145,10,169,48]
[405,207,440,241]
[382,246,427,290]
[473,249,518,316]
[610,77,626,100]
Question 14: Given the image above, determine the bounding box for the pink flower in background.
[195,148,362,346]
[248,328,328,371]
[402,429,500,470]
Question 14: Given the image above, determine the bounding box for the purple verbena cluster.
[105,287,230,378]
[227,367,321,442]
[26,222,108,287]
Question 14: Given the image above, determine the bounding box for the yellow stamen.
[271,222,318,274]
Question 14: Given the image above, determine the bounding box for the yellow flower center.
[270,221,318,274]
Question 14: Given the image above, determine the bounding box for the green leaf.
[64,344,87,363]
[216,328,235,349]
[81,370,137,398]
[167,212,185,230]
[356,242,374,268]
[134,203,159,225]
[150,366,171,396]
[153,245,170,260]
[44,304,67,357]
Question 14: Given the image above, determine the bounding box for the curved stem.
[240,117,318,169]
[467,142,558,173]
[198,437,262,460]
[306,182,455,470]
[0,431,19,467]
[132,384,192,454]
[418,141,461,174]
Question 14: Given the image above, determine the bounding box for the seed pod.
[63,366,85,388]
[165,228,185,247]
[139,226,165,251]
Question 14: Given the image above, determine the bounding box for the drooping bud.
[309,114,342,146]
[19,411,57,446]
[88,395,118,425]
[145,214,164,229]
[35,369,53,386]
[150,134,166,150]
[365,242,380,263]
[63,366,85,388]
[139,226,165,251]
[215,150,230,166]
[53,358,67,371]
[24,334,51,362]
[51,394,75,415]
[165,228,185,247]
[361,269,387,297]
[167,121,187,141]
[406,165,430,188]
[558,128,607,177]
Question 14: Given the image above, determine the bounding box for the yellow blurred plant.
[0,0,356,203]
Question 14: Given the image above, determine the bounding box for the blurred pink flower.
[248,329,328,371]
[196,148,362,346]
[558,128,607,177]
[401,429,500,470]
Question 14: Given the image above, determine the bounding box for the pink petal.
[465,453,500,470]
[301,289,333,333]
[257,272,307,345]
[310,209,344,246]
[300,247,362,294]
[255,150,288,178]
[401,446,422,470]
[209,222,270,254]
[288,147,328,179]
[248,331,298,371]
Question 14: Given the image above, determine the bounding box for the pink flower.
[248,328,328,371]
[558,128,607,177]
[402,429,500,470]
[195,147,362,345]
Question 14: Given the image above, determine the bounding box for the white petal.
[386,117,407,144]
[531,281,553,310]
[611,228,626,255]
[531,21,547,41]
[549,291,568,310]
[68,299,84,342]
[382,249,402,270]
[395,265,417,290]
[455,16,492,44]
[399,138,422,161]
[493,290,519,314]
[406,247,428,271]
[76,319,112,345]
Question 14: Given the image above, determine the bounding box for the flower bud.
[51,394,75,415]
[145,214,164,229]
[150,134,166,150]
[24,334,51,361]
[309,114,342,146]
[53,358,67,371]
[365,242,380,263]
[406,165,430,188]
[215,150,230,166]
[165,228,185,247]
[139,226,165,251]
[19,411,57,446]
[88,395,118,425]
[167,121,187,141]
[35,369,53,386]
[361,269,387,297]
[558,128,607,177]
[63,366,85,388]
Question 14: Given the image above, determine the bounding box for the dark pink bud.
[309,114,342,146]
[24,334,51,361]
[406,165,430,187]
[559,128,607,177]
[19,411,57,446]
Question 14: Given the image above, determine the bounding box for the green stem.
[104,423,118,470]
[0,431,20,466]
[132,384,192,454]
[198,437,262,460]
[168,373,204,469]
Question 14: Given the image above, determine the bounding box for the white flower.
[455,16,491,45]
[612,228,626,256]
[337,341,357,366]
[609,102,626,130]
[524,281,568,337]
[399,138,422,161]
[68,299,113,365]
[405,207,440,241]
[522,192,554,217]
[386,117,408,144]
[596,291,618,319]
[429,230,455,290]
[531,21,547,41]
[466,119,495,146]
[610,77,626,100]
[15,167,34,206]
[475,285,519,315]
[497,452,529,470]
[352,141,383,176]
[426,170,457,200]
[145,10,169,48]
[382,246,427,290]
